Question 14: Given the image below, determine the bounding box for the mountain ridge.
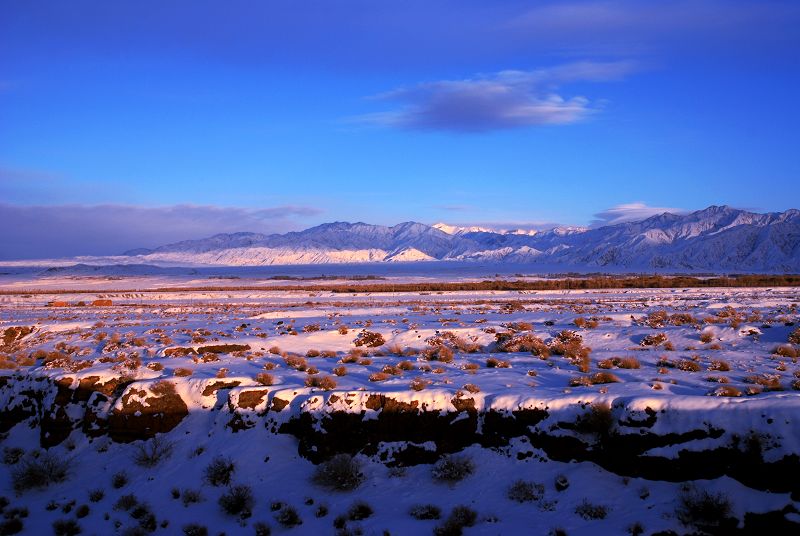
[119,205,799,271]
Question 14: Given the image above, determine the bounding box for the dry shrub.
[710,385,742,397]
[150,380,176,396]
[133,436,175,468]
[700,332,714,344]
[575,499,609,520]
[306,366,319,375]
[432,454,474,482]
[12,452,70,493]
[320,350,337,358]
[218,485,254,519]
[312,454,363,491]
[409,504,441,520]
[369,372,390,382]
[353,330,385,348]
[386,343,404,355]
[676,488,732,530]
[424,345,454,363]
[640,333,669,347]
[174,367,193,377]
[677,360,702,372]
[507,480,544,503]
[773,345,799,359]
[705,375,729,383]
[575,353,591,373]
[670,313,697,326]
[306,349,320,358]
[341,348,364,363]
[709,359,731,372]
[397,360,415,371]
[463,383,480,394]
[597,358,614,369]
[706,343,721,351]
[255,372,274,386]
[284,355,308,371]
[332,365,347,376]
[462,363,479,373]
[486,357,510,368]
[204,456,235,486]
[147,362,164,372]
[744,374,783,391]
[569,372,620,386]
[496,332,547,354]
[618,357,640,369]
[574,317,599,329]
[382,364,403,375]
[303,323,321,333]
[409,378,429,391]
[789,327,800,345]
[305,375,337,390]
[434,506,477,536]
[263,362,276,370]
[337,325,349,335]
[268,346,281,355]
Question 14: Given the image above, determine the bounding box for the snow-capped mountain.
[113,206,800,271]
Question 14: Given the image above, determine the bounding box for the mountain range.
[114,206,800,272]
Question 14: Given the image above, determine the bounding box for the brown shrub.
[369,372,390,382]
[397,360,415,371]
[174,367,193,377]
[424,345,454,363]
[709,359,731,372]
[700,332,714,344]
[320,350,337,358]
[147,362,164,372]
[641,333,669,347]
[618,357,640,369]
[409,378,429,391]
[496,332,548,354]
[303,323,321,333]
[677,360,701,372]
[463,383,480,394]
[268,346,281,355]
[789,327,800,345]
[255,373,274,386]
[337,325,349,335]
[284,355,308,371]
[305,366,319,375]
[354,330,385,348]
[263,362,277,370]
[357,358,372,366]
[744,374,783,391]
[486,357,510,368]
[462,363,479,373]
[305,375,337,390]
[333,365,347,376]
[306,349,321,358]
[710,385,742,397]
[773,345,799,359]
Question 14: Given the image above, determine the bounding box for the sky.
[1,0,799,259]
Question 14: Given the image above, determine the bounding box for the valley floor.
[1,277,799,535]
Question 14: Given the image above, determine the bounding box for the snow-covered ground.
[1,279,799,535]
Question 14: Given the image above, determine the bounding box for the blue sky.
[1,1,799,258]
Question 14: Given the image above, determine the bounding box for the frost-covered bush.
[11,452,70,493]
[274,505,302,527]
[433,505,477,536]
[133,436,175,468]
[676,488,732,530]
[52,519,81,536]
[182,524,209,536]
[507,480,544,503]
[218,485,254,518]
[347,501,373,521]
[409,504,441,520]
[431,454,475,483]
[353,330,385,348]
[312,454,363,491]
[112,471,128,489]
[203,456,235,486]
[575,499,609,520]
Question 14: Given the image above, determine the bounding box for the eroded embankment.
[2,372,799,498]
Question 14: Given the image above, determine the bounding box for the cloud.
[590,202,684,227]
[356,61,636,132]
[0,203,323,260]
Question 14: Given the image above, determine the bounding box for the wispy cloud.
[590,202,684,227]
[0,203,323,260]
[356,61,636,132]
